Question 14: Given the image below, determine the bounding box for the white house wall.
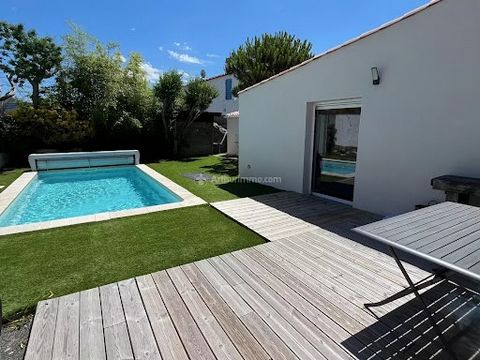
[227,117,239,155]
[239,0,480,216]
[206,75,239,114]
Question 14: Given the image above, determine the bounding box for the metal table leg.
[365,246,456,359]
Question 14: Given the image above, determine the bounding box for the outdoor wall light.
[371,67,380,85]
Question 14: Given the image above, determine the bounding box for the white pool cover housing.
[28,150,140,171]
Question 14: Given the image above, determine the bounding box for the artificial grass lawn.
[0,168,27,193]
[0,155,277,320]
[0,205,265,320]
[149,155,280,202]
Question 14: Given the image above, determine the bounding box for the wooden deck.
[25,193,480,360]
[211,192,381,241]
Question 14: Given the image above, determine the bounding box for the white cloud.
[119,55,127,63]
[168,50,203,65]
[158,46,164,51]
[130,27,136,32]
[173,42,192,51]
[177,70,193,83]
[140,62,162,83]
[206,53,219,58]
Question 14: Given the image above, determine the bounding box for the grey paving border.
[0,165,206,236]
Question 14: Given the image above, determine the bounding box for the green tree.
[54,26,123,137]
[154,71,218,156]
[225,31,313,94]
[0,22,62,108]
[154,71,183,147]
[115,53,157,137]
[0,75,16,117]
[11,104,92,146]
[200,69,207,79]
[54,26,157,148]
[0,103,92,157]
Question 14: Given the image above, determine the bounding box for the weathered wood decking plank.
[100,283,134,360]
[79,288,106,360]
[291,235,406,295]
[219,253,351,360]
[181,262,271,360]
[232,250,377,360]
[313,228,430,280]
[248,247,417,357]
[305,229,428,282]
[216,259,328,360]
[152,270,216,360]
[167,266,243,360]
[211,192,381,242]
[298,231,412,286]
[136,274,189,360]
[51,293,80,360]
[118,278,162,360]
[276,239,404,309]
[195,260,299,360]
[24,299,59,360]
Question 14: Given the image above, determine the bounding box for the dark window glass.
[225,79,232,100]
[311,107,361,201]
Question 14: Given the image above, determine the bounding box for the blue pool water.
[321,159,356,176]
[0,166,181,227]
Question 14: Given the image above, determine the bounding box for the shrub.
[0,104,93,153]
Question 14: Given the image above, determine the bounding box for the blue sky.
[1,0,428,82]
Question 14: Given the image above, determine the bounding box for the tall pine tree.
[225,31,313,94]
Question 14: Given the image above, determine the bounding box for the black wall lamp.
[371,67,380,85]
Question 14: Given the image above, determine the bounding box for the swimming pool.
[321,159,356,177]
[0,166,181,227]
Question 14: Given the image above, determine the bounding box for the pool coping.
[0,164,206,236]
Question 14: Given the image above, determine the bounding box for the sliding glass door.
[311,107,360,201]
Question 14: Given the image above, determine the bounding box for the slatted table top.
[354,202,480,282]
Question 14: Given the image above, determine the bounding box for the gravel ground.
[0,315,32,360]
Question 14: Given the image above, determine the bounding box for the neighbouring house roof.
[238,0,443,94]
[224,111,239,119]
[205,73,229,81]
[0,97,17,114]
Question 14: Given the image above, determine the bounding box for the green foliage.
[225,31,313,93]
[154,71,183,142]
[183,78,219,118]
[0,21,62,107]
[120,53,157,123]
[153,71,218,156]
[54,26,157,146]
[0,104,92,150]
[0,22,217,159]
[55,26,123,133]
